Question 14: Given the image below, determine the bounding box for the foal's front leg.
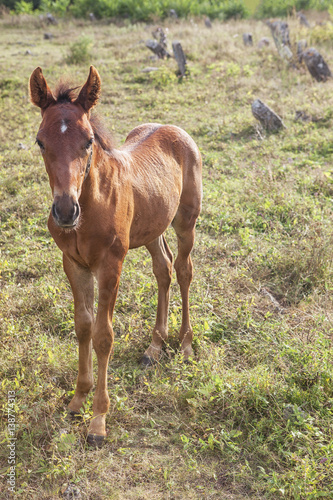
[87,252,124,446]
[63,255,95,415]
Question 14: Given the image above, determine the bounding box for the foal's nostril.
[73,202,80,220]
[52,202,58,220]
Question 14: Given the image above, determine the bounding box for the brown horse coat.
[30,66,202,445]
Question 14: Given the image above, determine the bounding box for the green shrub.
[4,0,249,20]
[255,0,331,18]
[70,0,248,21]
[65,35,93,64]
[2,0,21,9]
[313,0,333,9]
[150,67,178,88]
[14,0,34,14]
[40,0,71,16]
[219,0,248,19]
[2,0,40,9]
[310,21,333,43]
[5,0,331,18]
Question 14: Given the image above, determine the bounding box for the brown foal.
[29,66,202,446]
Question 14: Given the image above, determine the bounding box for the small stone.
[297,39,307,62]
[145,39,171,59]
[172,41,187,77]
[61,482,82,499]
[141,67,159,73]
[252,99,285,132]
[302,47,332,82]
[283,405,308,421]
[297,11,310,27]
[46,12,57,25]
[258,37,269,49]
[295,110,311,122]
[243,33,253,46]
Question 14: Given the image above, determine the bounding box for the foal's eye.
[86,138,93,150]
[36,139,44,151]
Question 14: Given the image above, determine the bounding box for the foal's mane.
[54,82,115,153]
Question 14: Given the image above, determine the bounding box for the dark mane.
[54,82,115,153]
[90,114,115,153]
[54,82,80,103]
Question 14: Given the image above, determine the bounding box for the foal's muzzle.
[52,194,80,228]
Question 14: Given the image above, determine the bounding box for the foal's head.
[29,66,101,229]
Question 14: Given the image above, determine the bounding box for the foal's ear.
[29,67,55,111]
[75,66,101,112]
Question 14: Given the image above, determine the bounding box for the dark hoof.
[68,409,82,419]
[141,354,156,367]
[86,433,106,448]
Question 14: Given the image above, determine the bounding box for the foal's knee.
[75,310,93,342]
[92,328,113,358]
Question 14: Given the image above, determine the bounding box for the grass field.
[1,9,333,499]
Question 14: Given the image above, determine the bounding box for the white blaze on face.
[61,120,68,134]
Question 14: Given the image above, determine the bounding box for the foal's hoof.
[141,354,156,367]
[86,433,106,448]
[68,409,82,419]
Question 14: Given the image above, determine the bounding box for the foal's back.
[116,123,202,250]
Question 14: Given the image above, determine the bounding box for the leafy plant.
[255,0,331,18]
[70,0,248,21]
[14,0,34,14]
[40,0,71,15]
[310,21,333,44]
[150,67,178,88]
[65,35,93,64]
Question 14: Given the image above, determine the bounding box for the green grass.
[1,11,333,499]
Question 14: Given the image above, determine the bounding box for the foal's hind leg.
[172,205,200,360]
[143,235,173,365]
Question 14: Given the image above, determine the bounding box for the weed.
[65,36,93,65]
[310,21,333,44]
[255,0,331,18]
[40,0,71,16]
[69,0,248,21]
[149,66,178,88]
